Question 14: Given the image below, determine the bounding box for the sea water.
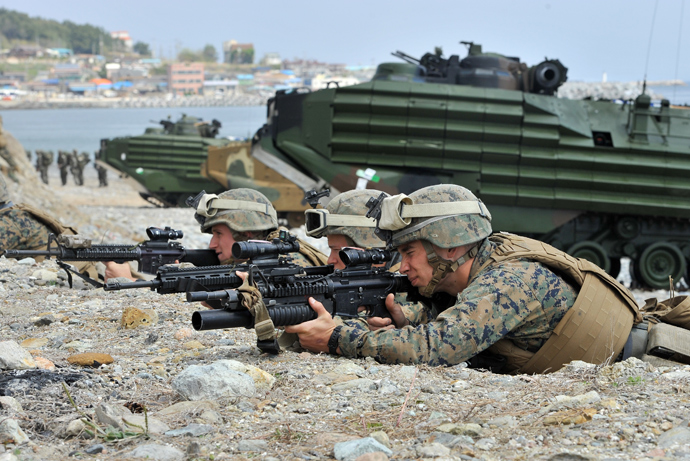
[1,106,266,155]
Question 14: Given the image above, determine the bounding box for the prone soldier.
[104,188,328,282]
[280,184,642,373]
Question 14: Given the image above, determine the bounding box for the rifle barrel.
[103,279,161,291]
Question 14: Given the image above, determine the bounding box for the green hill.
[0,8,118,54]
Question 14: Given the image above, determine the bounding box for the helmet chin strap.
[418,241,478,297]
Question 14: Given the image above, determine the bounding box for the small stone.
[84,444,105,454]
[125,444,184,460]
[334,437,392,461]
[65,419,88,438]
[20,338,49,348]
[436,423,483,437]
[355,453,389,461]
[0,418,30,445]
[369,431,390,448]
[174,328,194,341]
[0,340,37,370]
[416,442,450,458]
[67,352,114,367]
[165,423,215,437]
[121,307,158,329]
[17,257,36,265]
[0,397,23,413]
[184,340,205,350]
[238,439,269,452]
[144,332,159,345]
[33,356,56,370]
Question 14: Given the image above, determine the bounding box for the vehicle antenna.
[642,0,660,95]
[672,0,685,102]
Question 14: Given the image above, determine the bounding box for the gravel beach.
[2,137,690,461]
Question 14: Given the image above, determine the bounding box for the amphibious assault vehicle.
[99,114,234,206]
[208,42,690,289]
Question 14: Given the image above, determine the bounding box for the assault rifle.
[104,231,333,299]
[188,247,420,352]
[2,226,219,276]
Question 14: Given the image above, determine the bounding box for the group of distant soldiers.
[28,149,108,187]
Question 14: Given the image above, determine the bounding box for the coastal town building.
[223,40,254,64]
[110,31,133,51]
[167,62,204,95]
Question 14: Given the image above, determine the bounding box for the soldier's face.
[397,240,433,287]
[327,234,350,270]
[209,224,236,261]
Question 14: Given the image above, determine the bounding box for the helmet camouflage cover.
[391,184,492,249]
[197,188,279,234]
[322,189,388,248]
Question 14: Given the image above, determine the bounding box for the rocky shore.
[1,80,685,112]
[0,92,272,111]
[3,128,690,461]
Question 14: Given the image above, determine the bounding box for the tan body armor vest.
[481,233,642,374]
[266,227,329,267]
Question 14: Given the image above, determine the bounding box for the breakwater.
[0,92,272,110]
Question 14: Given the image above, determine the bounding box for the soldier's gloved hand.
[104,261,135,282]
[366,293,409,330]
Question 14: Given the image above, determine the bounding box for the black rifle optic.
[104,230,333,299]
[188,247,422,352]
[2,226,219,275]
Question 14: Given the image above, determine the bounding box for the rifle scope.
[339,248,394,266]
[146,226,183,241]
[232,239,301,260]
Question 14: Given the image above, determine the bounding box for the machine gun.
[2,226,219,276]
[104,231,333,299]
[187,247,421,352]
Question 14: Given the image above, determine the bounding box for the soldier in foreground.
[279,184,641,373]
[104,188,327,281]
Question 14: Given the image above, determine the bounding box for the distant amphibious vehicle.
[100,114,233,206]
[207,42,690,289]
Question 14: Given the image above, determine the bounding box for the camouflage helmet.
[0,173,9,204]
[306,189,388,248]
[194,188,279,234]
[383,184,492,249]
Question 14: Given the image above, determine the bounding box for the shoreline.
[2,80,687,111]
[0,93,271,111]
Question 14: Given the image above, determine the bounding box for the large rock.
[334,437,392,461]
[171,360,256,401]
[0,340,36,370]
[95,403,168,434]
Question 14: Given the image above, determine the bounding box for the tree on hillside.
[178,48,200,62]
[202,44,218,62]
[133,41,152,56]
[0,8,113,53]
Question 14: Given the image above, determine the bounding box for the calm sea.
[1,106,267,155]
[649,82,690,105]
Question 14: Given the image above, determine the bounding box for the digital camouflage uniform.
[0,207,52,251]
[336,236,578,366]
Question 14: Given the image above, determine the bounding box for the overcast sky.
[4,0,689,82]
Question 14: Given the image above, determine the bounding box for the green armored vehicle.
[99,114,233,206]
[212,41,690,289]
